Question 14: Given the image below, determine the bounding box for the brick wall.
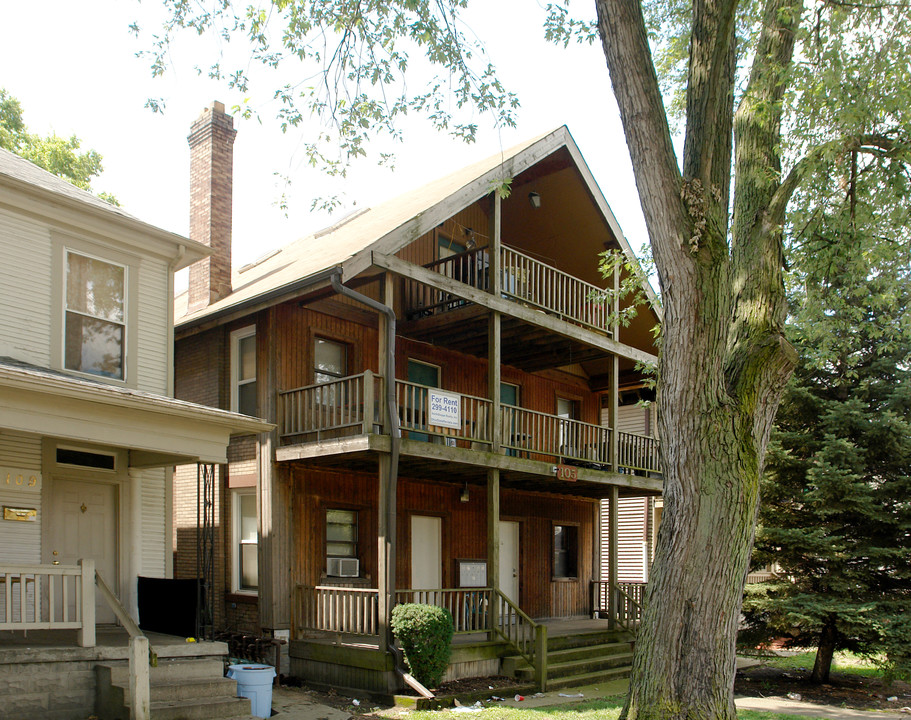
[187,101,236,312]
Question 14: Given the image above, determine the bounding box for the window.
[553,524,579,579]
[407,359,441,442]
[65,251,125,380]
[231,326,256,416]
[326,509,358,558]
[314,338,347,384]
[233,491,258,592]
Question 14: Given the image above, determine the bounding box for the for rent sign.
[428,389,461,429]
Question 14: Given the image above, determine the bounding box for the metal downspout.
[328,270,401,631]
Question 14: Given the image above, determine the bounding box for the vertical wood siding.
[290,466,596,620]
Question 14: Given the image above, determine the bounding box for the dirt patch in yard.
[735,664,911,712]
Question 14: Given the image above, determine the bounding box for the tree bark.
[811,618,838,684]
[595,0,800,716]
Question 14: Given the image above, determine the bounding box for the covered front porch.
[288,581,645,693]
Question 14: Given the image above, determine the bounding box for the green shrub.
[391,603,454,688]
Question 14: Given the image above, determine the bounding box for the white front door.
[499,520,519,605]
[46,478,118,623]
[411,515,442,589]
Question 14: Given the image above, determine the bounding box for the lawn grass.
[760,650,882,678]
[407,697,821,720]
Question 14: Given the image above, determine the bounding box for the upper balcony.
[275,372,661,495]
[393,242,628,374]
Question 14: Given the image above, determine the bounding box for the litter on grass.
[559,692,584,698]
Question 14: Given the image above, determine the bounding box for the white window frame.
[230,326,256,415]
[63,249,128,382]
[232,489,258,594]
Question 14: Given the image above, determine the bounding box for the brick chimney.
[187,101,236,312]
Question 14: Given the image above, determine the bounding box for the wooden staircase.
[502,629,634,690]
[96,655,253,719]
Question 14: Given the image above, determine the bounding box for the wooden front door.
[46,478,118,623]
[499,520,520,605]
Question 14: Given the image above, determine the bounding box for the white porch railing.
[0,559,95,646]
[1,560,153,720]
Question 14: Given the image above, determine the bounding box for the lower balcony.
[276,372,661,494]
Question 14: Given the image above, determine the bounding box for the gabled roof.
[0,147,210,269]
[175,126,659,328]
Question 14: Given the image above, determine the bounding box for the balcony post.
[363,370,375,434]
[608,486,619,630]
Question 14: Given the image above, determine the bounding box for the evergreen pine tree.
[744,182,911,683]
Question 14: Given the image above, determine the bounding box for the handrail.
[296,584,380,636]
[395,379,492,446]
[492,589,548,691]
[615,585,644,632]
[96,569,154,720]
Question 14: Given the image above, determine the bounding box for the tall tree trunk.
[595,0,800,715]
[811,618,838,684]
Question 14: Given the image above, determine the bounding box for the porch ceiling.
[399,304,638,376]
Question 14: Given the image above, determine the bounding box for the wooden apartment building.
[173,103,662,692]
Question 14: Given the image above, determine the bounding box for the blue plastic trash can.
[227,663,276,718]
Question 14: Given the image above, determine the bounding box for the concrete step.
[114,677,241,704]
[102,657,227,686]
[148,695,253,720]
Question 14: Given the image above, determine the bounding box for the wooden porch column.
[608,486,619,629]
[377,272,396,648]
[610,263,620,473]
[487,192,502,638]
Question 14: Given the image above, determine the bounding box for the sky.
[0,1,648,277]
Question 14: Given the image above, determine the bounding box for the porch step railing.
[591,580,646,631]
[295,585,380,636]
[492,589,548,690]
[395,588,491,634]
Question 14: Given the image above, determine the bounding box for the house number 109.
[4,473,38,487]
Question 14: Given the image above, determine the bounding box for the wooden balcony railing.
[396,379,492,447]
[278,371,382,443]
[500,246,611,334]
[617,431,660,474]
[277,374,661,475]
[402,244,613,337]
[502,406,612,465]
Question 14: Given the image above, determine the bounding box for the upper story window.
[314,338,347,384]
[231,326,256,416]
[65,251,126,380]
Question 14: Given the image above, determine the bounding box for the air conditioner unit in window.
[327,557,359,578]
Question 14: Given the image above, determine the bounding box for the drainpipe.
[329,270,401,629]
